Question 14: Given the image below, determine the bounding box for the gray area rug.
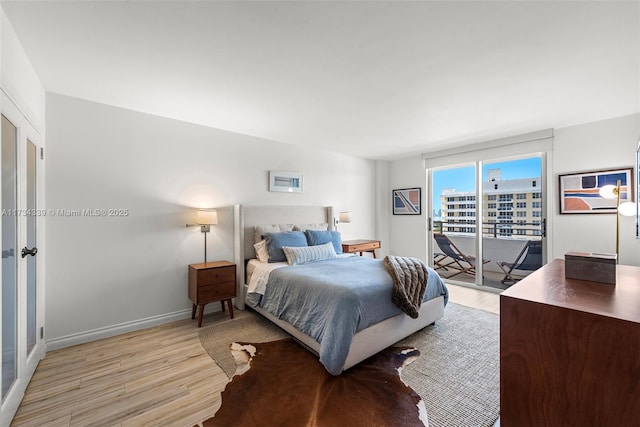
[199,303,499,427]
[199,311,290,378]
[398,303,500,427]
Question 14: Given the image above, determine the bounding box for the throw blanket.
[383,255,428,319]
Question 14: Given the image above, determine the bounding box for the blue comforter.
[248,256,448,375]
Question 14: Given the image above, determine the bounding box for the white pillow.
[253,240,269,263]
[292,223,329,232]
[254,224,294,243]
[282,242,337,266]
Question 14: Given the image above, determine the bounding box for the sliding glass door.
[481,156,544,289]
[429,155,546,290]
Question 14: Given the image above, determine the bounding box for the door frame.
[427,153,549,289]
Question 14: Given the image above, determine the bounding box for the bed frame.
[233,204,445,371]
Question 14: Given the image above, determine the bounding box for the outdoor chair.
[497,240,543,284]
[433,233,490,278]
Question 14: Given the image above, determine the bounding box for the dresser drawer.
[198,281,236,302]
[197,265,235,285]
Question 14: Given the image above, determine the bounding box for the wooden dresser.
[500,259,640,426]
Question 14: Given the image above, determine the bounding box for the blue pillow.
[264,231,308,263]
[305,230,342,254]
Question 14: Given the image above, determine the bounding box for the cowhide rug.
[200,338,428,427]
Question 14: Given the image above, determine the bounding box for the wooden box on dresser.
[188,260,236,327]
[500,258,640,426]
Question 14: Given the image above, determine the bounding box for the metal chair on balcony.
[433,233,490,278]
[497,240,543,284]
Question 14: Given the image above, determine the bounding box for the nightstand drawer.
[197,265,235,285]
[354,241,380,251]
[198,281,236,302]
[344,241,380,252]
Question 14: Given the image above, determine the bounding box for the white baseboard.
[46,304,224,351]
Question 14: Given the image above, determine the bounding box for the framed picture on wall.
[559,167,634,214]
[393,187,422,215]
[269,171,303,193]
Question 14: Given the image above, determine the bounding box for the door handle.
[21,247,37,258]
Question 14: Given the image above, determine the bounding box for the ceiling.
[3,1,639,160]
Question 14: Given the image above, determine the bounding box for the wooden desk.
[500,259,640,426]
[341,239,380,258]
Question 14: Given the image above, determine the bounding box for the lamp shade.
[618,201,637,217]
[598,184,618,200]
[197,209,218,225]
[339,211,352,223]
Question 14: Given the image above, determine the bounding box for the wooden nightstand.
[188,260,236,327]
[341,239,381,258]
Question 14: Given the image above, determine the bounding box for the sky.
[432,156,542,214]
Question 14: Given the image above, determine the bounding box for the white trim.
[46,306,221,351]
[0,85,43,137]
[422,129,553,169]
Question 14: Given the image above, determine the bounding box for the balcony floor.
[434,267,527,291]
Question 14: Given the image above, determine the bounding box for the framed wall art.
[269,171,303,193]
[393,187,421,215]
[559,167,634,214]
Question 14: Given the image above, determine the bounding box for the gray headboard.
[233,204,334,309]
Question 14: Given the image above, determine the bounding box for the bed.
[232,204,448,375]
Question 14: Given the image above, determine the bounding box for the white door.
[0,94,45,424]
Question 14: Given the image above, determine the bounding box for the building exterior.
[439,169,542,239]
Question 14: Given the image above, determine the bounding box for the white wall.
[388,114,640,267]
[46,94,377,345]
[388,156,427,259]
[0,9,45,131]
[374,160,391,258]
[553,114,640,265]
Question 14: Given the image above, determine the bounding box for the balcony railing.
[434,220,543,238]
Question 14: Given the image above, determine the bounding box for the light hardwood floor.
[11,284,500,426]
